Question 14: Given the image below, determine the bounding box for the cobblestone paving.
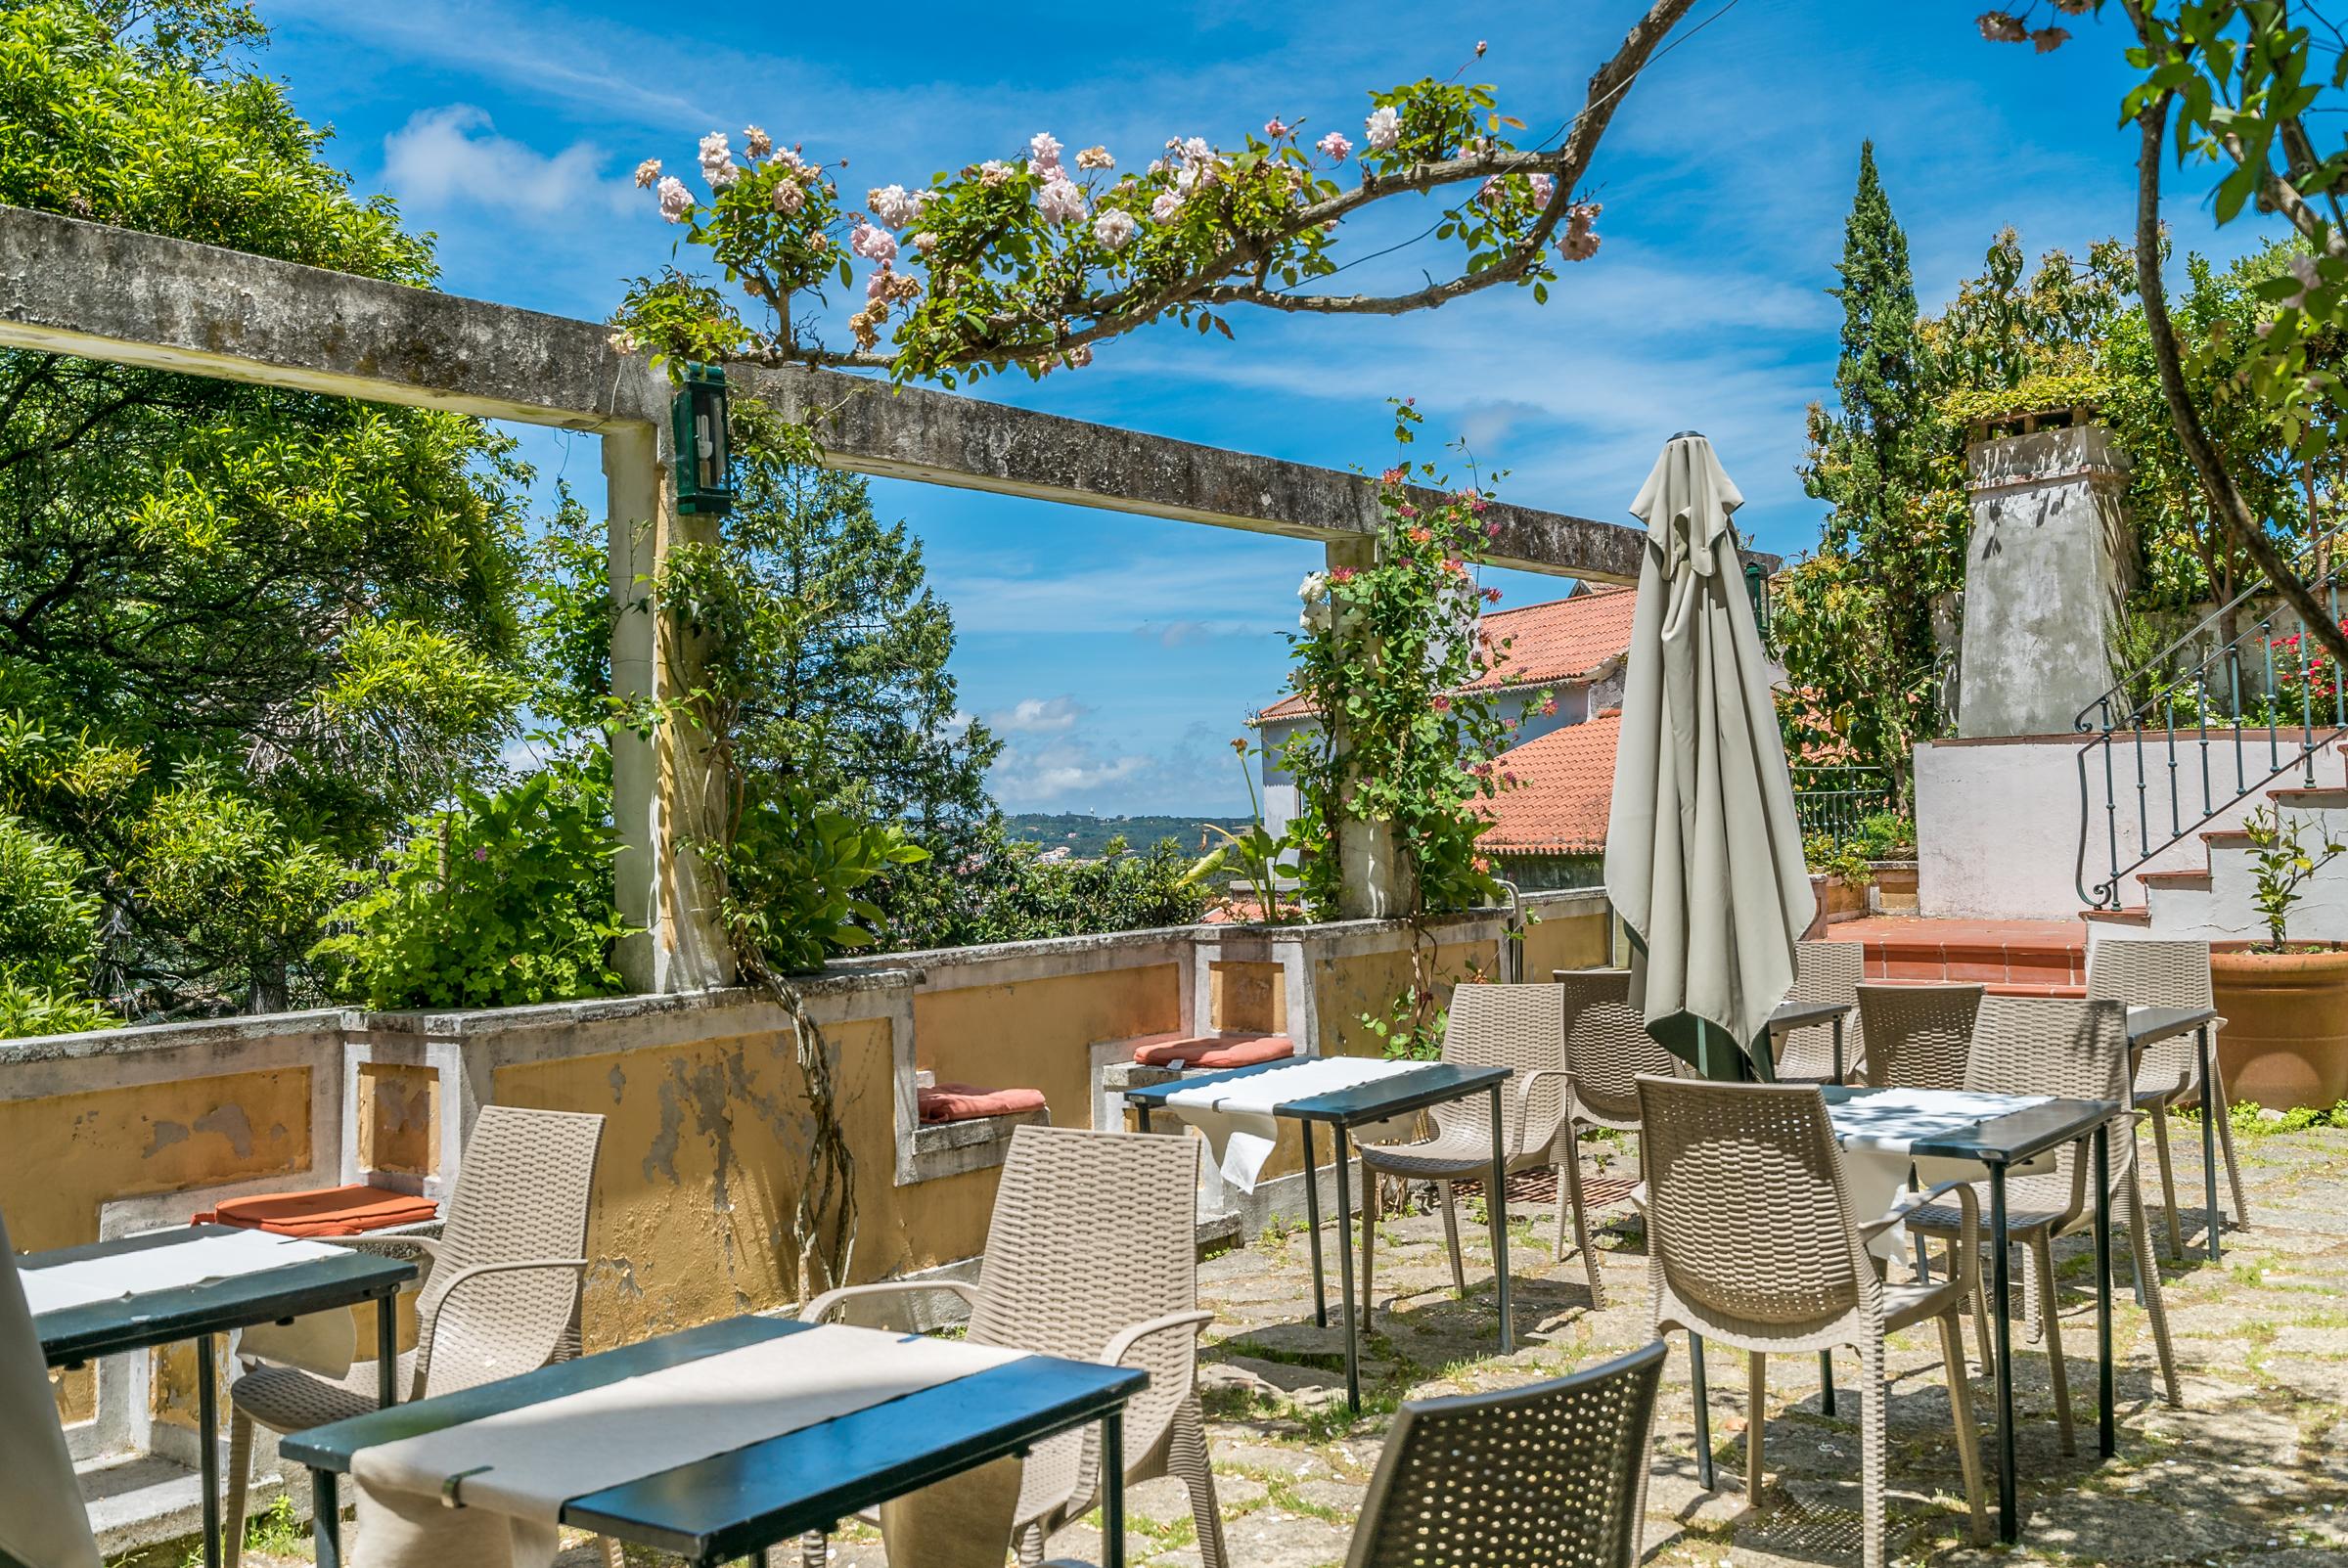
[572,1119,2348,1568]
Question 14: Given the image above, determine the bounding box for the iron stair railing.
[2076,533,2348,909]
[1791,765,1897,848]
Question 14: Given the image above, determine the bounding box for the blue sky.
[249,0,2244,815]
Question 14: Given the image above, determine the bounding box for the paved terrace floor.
[248,1120,2348,1568]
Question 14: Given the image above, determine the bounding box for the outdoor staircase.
[2083,735,2348,946]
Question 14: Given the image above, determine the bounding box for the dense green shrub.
[707,776,928,974]
[0,814,117,1036]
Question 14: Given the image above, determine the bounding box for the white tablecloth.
[351,1324,1027,1568]
[1827,1090,2054,1260]
[19,1227,350,1317]
[1160,1057,1431,1191]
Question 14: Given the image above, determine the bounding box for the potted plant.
[2208,807,2348,1108]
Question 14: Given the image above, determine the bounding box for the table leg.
[1300,1120,1327,1328]
[1689,1332,1715,1492]
[1820,1350,1836,1416]
[1332,1127,1360,1411]
[2095,1124,2115,1459]
[1102,1409,1127,1568]
[376,1290,399,1408]
[1831,1015,1846,1086]
[310,1470,340,1568]
[1991,1166,2017,1544]
[1135,1102,1152,1134]
[198,1331,222,1568]
[2198,1024,2222,1263]
[1487,1086,1513,1354]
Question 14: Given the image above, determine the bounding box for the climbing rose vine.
[610,4,1701,385]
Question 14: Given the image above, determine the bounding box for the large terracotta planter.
[2208,945,2348,1110]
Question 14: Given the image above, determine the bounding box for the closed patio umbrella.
[1603,432,1814,1080]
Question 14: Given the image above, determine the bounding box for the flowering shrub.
[605,15,1710,385]
[1279,405,1537,918]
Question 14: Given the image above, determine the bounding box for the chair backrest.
[969,1125,1199,1360]
[1964,996,2131,1218]
[0,1214,103,1568]
[1857,982,1982,1092]
[1438,983,1568,1154]
[1556,969,1679,1127]
[417,1104,605,1397]
[2085,937,2213,1098]
[1636,1077,1874,1341]
[1780,940,1870,1076]
[1344,1339,1666,1568]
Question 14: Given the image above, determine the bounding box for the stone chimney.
[1956,417,2132,738]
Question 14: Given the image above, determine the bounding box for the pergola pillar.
[1324,537,1418,920]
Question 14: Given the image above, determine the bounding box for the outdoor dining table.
[280,1315,1150,1568]
[1766,996,1857,1083]
[1685,1086,2121,1546]
[2128,1005,2224,1261]
[23,1223,416,1568]
[1122,1056,1514,1412]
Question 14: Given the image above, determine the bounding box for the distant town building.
[1246,584,1636,891]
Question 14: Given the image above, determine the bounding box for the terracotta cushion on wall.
[917,1084,1049,1124]
[194,1184,439,1237]
[1131,1033,1295,1069]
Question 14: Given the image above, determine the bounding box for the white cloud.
[987,695,1088,734]
[382,106,636,218]
[991,740,1148,807]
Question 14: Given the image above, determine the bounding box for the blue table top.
[1118,1057,1511,1125]
[1821,1086,2117,1166]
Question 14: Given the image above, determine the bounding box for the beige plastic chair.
[1550,968,1683,1309]
[1904,996,2184,1453]
[1357,983,1590,1309]
[2085,937,2252,1257]
[805,1125,1225,1568]
[1637,1077,1988,1568]
[1775,941,1869,1084]
[1,1212,104,1568]
[1042,1339,1667,1568]
[222,1106,607,1567]
[1856,982,1982,1092]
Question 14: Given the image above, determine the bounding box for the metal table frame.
[281,1316,1147,1568]
[1686,1090,2119,1546]
[1123,1058,1514,1411]
[28,1224,413,1568]
[2127,1006,2224,1262]
[1767,997,1856,1084]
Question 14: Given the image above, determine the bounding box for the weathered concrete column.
[1956,420,2132,738]
[605,424,733,992]
[1326,537,1419,919]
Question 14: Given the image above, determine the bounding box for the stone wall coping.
[0,1008,344,1066]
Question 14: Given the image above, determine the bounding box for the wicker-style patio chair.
[1775,941,1869,1084]
[1857,982,1983,1093]
[1549,968,1683,1309]
[1357,983,1590,1310]
[1904,996,2184,1454]
[0,1212,103,1568]
[2085,937,2252,1257]
[1637,1077,1988,1568]
[222,1106,607,1568]
[804,1124,1226,1568]
[1041,1339,1667,1568]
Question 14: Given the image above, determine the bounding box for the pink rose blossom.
[1529,172,1555,205]
[771,180,805,214]
[1028,131,1063,173]
[1076,145,1114,170]
[1151,191,1183,223]
[1093,208,1138,248]
[867,184,921,228]
[1561,201,1602,261]
[633,157,661,189]
[699,130,739,188]
[1317,130,1353,162]
[1540,697,1558,717]
[1330,565,1356,583]
[1037,176,1088,224]
[744,125,773,159]
[1181,136,1212,163]
[865,268,893,300]
[979,159,1013,186]
[913,230,940,254]
[1430,695,1452,714]
[1068,344,1094,367]
[656,176,694,223]
[850,222,898,263]
[1366,105,1401,151]
[1264,116,1290,140]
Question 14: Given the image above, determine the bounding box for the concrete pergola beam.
[0,202,1745,985]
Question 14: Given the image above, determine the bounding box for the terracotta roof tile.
[1252,586,1635,724]
[1473,709,1622,856]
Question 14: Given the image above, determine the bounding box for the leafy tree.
[0,0,533,1015]
[0,812,117,1035]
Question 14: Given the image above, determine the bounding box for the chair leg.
[2019,1240,2045,1345]
[1015,1520,1047,1564]
[2147,1103,2183,1261]
[2032,1232,2075,1456]
[599,1538,624,1568]
[2209,1055,2253,1229]
[1858,1339,1887,1568]
[1169,1398,1228,1568]
[1558,1142,1604,1311]
[798,1532,828,1567]
[1745,1351,1768,1505]
[1360,1177,1377,1319]
[223,1408,251,1568]
[2125,1179,2185,1407]
[1437,1182,1468,1297]
[1935,1309,1989,1545]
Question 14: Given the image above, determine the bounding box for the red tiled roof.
[1252,585,1635,723]
[1473,709,1623,856]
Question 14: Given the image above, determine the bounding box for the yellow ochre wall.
[912,963,1180,1129]
[1522,905,1611,978]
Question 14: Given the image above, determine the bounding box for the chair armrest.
[429,1257,587,1311]
[1860,1180,1979,1285]
[1512,1068,1573,1162]
[1099,1309,1212,1372]
[801,1278,980,1326]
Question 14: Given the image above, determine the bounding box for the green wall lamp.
[671,362,735,516]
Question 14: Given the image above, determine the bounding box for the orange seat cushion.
[1132,1033,1294,1070]
[195,1184,439,1238]
[918,1084,1048,1124]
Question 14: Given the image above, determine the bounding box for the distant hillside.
[1003,814,1248,860]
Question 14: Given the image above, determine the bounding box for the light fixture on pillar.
[1742,559,1769,632]
[671,362,734,515]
